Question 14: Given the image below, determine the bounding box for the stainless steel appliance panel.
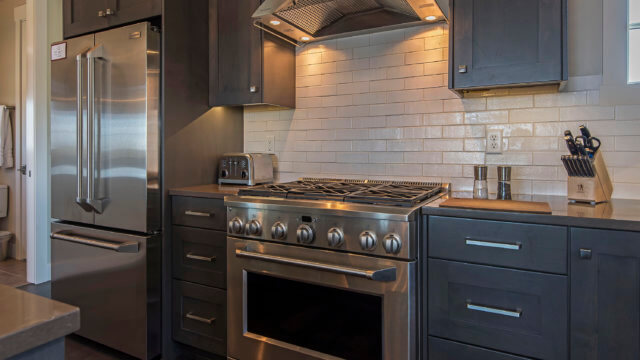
[227,237,417,360]
[51,222,161,359]
[51,34,95,225]
[92,22,161,233]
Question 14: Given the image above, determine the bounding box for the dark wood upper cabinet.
[449,0,567,91]
[209,0,295,108]
[63,0,160,39]
[571,228,640,360]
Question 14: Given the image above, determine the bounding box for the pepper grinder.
[497,166,512,200]
[473,165,489,199]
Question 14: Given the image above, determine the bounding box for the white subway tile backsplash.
[559,106,615,121]
[534,92,587,107]
[487,95,533,110]
[404,152,443,164]
[509,108,559,123]
[244,24,640,197]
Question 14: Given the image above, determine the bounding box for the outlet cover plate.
[266,135,275,152]
[486,130,502,154]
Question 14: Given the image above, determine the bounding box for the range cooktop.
[238,178,446,207]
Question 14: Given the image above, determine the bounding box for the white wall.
[244,10,640,199]
[0,0,26,253]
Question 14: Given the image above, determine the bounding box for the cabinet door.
[210,0,263,106]
[106,0,161,28]
[451,0,565,89]
[571,228,640,360]
[64,0,109,38]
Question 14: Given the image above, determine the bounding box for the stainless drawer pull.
[467,303,522,318]
[236,248,396,282]
[465,239,521,250]
[185,210,211,217]
[186,253,216,262]
[185,312,216,325]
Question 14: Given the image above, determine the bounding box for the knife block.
[566,152,612,204]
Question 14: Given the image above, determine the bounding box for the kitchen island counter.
[0,284,79,359]
[423,193,640,232]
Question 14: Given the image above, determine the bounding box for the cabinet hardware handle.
[105,8,115,16]
[185,312,216,325]
[467,302,522,318]
[98,10,106,17]
[185,210,211,217]
[465,238,521,250]
[186,253,216,262]
[249,85,259,93]
[579,248,592,259]
[458,65,468,73]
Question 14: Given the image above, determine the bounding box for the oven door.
[227,237,417,360]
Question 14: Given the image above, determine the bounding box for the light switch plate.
[486,130,502,154]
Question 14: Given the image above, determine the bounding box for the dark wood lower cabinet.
[428,337,532,360]
[571,228,640,360]
[428,259,568,359]
[172,280,227,356]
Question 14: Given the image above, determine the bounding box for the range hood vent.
[253,0,448,45]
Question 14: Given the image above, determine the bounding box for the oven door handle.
[235,249,397,282]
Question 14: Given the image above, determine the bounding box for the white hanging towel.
[0,106,13,168]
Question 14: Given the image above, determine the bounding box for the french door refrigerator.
[50,22,161,360]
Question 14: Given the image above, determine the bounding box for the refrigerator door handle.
[75,50,90,208]
[51,231,139,253]
[87,45,105,214]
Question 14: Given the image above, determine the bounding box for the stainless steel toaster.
[218,153,274,186]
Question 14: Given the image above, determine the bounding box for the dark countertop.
[423,192,640,232]
[0,284,80,358]
[169,184,244,199]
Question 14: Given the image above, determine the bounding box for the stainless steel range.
[225,178,448,360]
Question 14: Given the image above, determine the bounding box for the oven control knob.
[297,224,315,244]
[228,217,244,234]
[359,231,377,251]
[246,220,262,236]
[271,222,287,240]
[327,227,344,247]
[220,169,229,178]
[383,234,402,254]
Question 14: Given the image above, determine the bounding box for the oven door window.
[246,272,383,360]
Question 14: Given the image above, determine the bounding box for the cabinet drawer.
[173,226,227,289]
[428,259,567,359]
[172,196,226,230]
[428,337,532,360]
[173,280,226,356]
[428,216,567,274]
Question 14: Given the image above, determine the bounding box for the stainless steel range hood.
[253,0,448,45]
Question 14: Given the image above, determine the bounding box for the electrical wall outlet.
[266,135,275,153]
[486,130,502,154]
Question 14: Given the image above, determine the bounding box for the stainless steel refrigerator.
[50,22,161,360]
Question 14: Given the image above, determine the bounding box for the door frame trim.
[14,5,26,260]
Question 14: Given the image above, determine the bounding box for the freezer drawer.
[51,222,161,360]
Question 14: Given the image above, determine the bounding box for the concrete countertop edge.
[421,203,640,232]
[0,299,80,358]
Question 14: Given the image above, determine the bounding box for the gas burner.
[239,178,446,207]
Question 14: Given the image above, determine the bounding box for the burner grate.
[239,179,445,207]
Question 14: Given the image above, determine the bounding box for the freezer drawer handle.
[465,238,522,251]
[186,253,216,262]
[185,312,216,325]
[51,232,139,253]
[184,210,212,217]
[466,302,522,318]
[235,248,396,282]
